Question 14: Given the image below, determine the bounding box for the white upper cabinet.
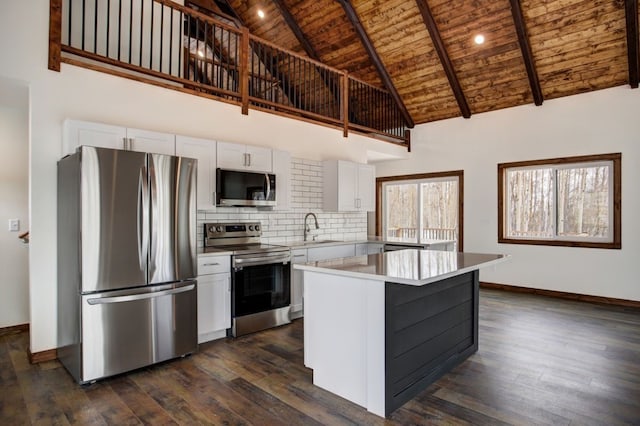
[127,128,175,155]
[272,150,291,211]
[217,141,272,172]
[62,119,175,156]
[175,135,217,210]
[323,160,376,212]
[63,120,127,155]
[357,163,376,211]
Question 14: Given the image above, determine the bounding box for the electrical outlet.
[9,219,19,232]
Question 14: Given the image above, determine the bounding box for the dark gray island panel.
[384,270,480,415]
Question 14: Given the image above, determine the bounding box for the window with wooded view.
[378,172,463,250]
[498,153,621,249]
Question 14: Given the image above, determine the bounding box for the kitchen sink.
[303,239,343,245]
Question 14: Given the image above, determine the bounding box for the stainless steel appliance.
[57,146,198,384]
[204,222,291,337]
[216,169,276,207]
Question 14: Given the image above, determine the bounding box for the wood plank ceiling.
[216,0,638,125]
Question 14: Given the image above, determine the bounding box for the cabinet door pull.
[203,262,220,266]
[247,153,251,167]
[293,254,306,258]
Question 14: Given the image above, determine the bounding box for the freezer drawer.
[80,281,197,383]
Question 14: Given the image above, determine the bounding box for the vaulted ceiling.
[193,0,639,126]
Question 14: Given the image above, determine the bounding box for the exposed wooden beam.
[271,0,320,61]
[336,0,414,128]
[509,0,543,105]
[625,0,639,88]
[213,0,244,28]
[414,0,471,119]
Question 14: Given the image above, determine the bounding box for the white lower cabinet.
[290,248,308,318]
[307,244,356,262]
[197,254,231,343]
[292,243,357,319]
[356,243,384,255]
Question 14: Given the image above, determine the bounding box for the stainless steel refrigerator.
[57,146,198,384]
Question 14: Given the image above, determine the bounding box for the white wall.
[0,80,30,328]
[376,86,640,302]
[0,1,403,352]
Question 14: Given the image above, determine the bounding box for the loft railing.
[386,227,458,241]
[48,0,410,147]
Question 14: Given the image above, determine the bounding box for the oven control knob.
[248,225,254,231]
[216,226,223,232]
[255,225,260,232]
[208,225,215,233]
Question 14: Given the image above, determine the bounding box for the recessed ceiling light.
[474,34,485,45]
[257,9,265,19]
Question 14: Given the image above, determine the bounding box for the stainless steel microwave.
[216,168,276,207]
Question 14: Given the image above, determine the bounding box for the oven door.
[231,261,291,336]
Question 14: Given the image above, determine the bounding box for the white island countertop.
[294,249,509,286]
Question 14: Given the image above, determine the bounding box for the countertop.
[197,237,458,256]
[293,250,509,286]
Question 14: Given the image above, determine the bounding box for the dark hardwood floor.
[2,289,640,425]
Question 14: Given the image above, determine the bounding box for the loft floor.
[2,289,639,424]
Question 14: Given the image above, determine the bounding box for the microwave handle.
[265,174,271,201]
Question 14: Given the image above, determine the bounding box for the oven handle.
[233,255,291,268]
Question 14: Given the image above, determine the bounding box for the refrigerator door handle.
[139,165,150,274]
[86,284,195,305]
[148,155,158,281]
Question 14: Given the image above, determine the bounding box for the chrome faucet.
[304,212,319,241]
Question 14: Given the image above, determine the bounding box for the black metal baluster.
[312,64,315,114]
[270,46,275,103]
[228,28,232,92]
[296,58,300,110]
[286,53,291,105]
[117,0,122,60]
[93,0,98,53]
[159,3,164,73]
[320,68,324,117]
[204,20,208,85]
[139,0,143,66]
[81,0,86,50]
[128,0,133,63]
[222,27,227,91]
[106,0,110,56]
[68,0,73,46]
[168,6,173,75]
[195,18,199,82]
[149,0,154,69]
[178,11,186,80]
[215,25,220,90]
[272,47,277,103]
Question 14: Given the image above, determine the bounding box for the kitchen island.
[294,250,508,417]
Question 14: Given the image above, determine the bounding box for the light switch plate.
[9,219,19,232]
